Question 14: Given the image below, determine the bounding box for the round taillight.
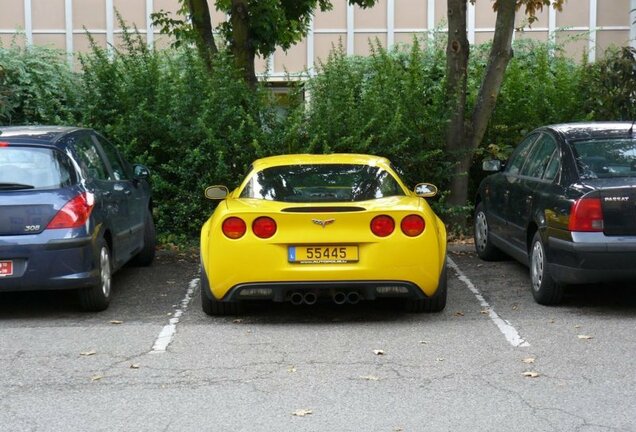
[222,217,246,239]
[401,214,425,237]
[253,216,277,238]
[370,215,395,237]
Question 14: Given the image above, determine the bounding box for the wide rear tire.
[200,266,242,316]
[79,239,112,312]
[405,261,447,313]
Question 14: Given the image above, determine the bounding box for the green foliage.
[579,46,636,121]
[282,37,451,193]
[79,22,278,244]
[0,39,81,125]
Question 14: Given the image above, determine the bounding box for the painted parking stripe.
[151,277,198,353]
[448,258,530,348]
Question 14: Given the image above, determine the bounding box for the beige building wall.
[0,0,633,77]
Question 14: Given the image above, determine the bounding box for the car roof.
[0,126,88,146]
[542,122,635,141]
[251,154,394,170]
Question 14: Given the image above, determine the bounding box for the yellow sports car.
[200,154,447,315]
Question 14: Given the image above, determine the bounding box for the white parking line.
[151,277,198,353]
[448,258,530,348]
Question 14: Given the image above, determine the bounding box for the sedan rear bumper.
[548,234,636,284]
[0,234,99,292]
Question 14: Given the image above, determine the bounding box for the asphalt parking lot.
[1,244,634,432]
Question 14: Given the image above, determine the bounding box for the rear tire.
[200,267,242,316]
[474,202,503,261]
[405,261,447,313]
[530,232,563,305]
[79,239,112,312]
[131,209,156,267]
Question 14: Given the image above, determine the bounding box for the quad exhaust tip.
[290,290,363,305]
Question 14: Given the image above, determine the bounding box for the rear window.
[240,164,406,202]
[573,138,636,179]
[0,146,75,190]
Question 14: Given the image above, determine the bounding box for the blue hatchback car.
[0,126,155,311]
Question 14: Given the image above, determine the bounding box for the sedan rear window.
[573,138,636,178]
[240,164,406,202]
[0,146,75,190]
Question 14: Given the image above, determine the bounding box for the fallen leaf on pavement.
[436,358,445,362]
[577,335,593,340]
[91,375,103,382]
[454,311,464,317]
[130,364,140,369]
[109,320,123,325]
[574,325,582,329]
[359,375,380,381]
[522,371,540,378]
[373,350,385,356]
[80,350,96,356]
[419,340,429,345]
[292,409,313,417]
[288,366,297,373]
[522,357,536,364]
[233,319,244,324]
[480,309,489,315]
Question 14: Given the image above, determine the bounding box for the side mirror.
[482,160,502,172]
[414,183,438,198]
[133,164,150,180]
[205,185,229,200]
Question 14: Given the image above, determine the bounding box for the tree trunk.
[186,0,218,72]
[445,0,470,218]
[469,0,516,151]
[231,0,257,88]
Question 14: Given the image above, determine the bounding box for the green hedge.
[1,31,634,242]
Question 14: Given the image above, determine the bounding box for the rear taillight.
[401,214,425,236]
[0,141,9,147]
[568,197,604,232]
[371,215,395,237]
[47,192,95,229]
[253,216,277,238]
[222,217,246,239]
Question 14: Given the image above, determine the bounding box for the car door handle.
[123,189,132,196]
[102,191,111,198]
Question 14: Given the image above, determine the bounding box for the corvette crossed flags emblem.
[312,218,335,228]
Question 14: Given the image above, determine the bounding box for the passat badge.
[312,218,335,228]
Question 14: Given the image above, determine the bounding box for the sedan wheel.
[78,240,112,312]
[529,232,563,305]
[473,203,502,261]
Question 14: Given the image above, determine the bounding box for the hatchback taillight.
[253,216,277,238]
[47,192,95,229]
[371,215,395,237]
[401,214,425,237]
[222,217,247,239]
[568,197,603,232]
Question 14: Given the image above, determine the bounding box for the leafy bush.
[79,24,279,244]
[282,38,451,193]
[0,38,81,125]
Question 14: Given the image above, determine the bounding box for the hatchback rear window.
[240,164,406,202]
[0,146,75,190]
[573,138,636,179]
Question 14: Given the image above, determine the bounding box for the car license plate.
[0,260,13,277]
[288,246,358,264]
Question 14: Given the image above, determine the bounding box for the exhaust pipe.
[333,291,347,305]
[303,292,318,305]
[290,292,304,305]
[346,292,361,305]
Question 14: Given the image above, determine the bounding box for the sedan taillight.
[568,197,603,232]
[401,214,425,237]
[371,215,395,237]
[253,216,277,238]
[222,217,247,239]
[47,192,95,229]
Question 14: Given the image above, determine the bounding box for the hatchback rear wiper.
[0,183,35,190]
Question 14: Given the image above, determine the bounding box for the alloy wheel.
[475,211,489,252]
[531,241,544,292]
[99,246,111,298]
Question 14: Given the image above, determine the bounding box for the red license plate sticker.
[0,260,13,277]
